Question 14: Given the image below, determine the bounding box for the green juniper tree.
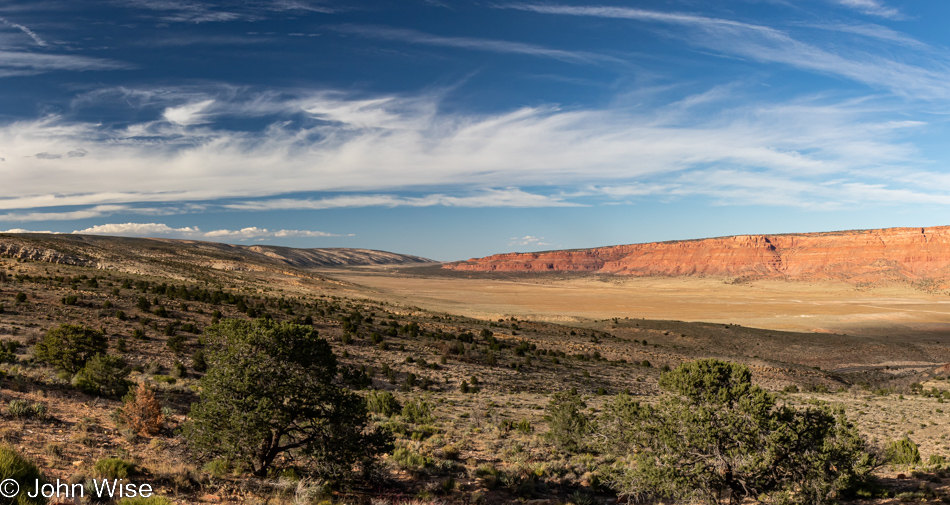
[543,388,590,452]
[599,359,877,504]
[33,324,107,373]
[185,319,392,479]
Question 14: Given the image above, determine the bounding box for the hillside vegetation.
[1,245,950,503]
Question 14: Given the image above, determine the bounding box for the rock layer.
[445,226,950,282]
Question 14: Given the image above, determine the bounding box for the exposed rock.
[445,226,950,283]
[0,241,97,268]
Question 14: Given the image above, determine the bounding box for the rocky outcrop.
[0,240,97,267]
[445,226,950,282]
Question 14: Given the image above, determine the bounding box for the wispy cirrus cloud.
[0,16,46,46]
[0,51,130,76]
[163,99,216,125]
[0,86,936,213]
[832,0,901,19]
[225,189,581,211]
[330,25,625,65]
[502,4,946,98]
[74,222,348,240]
[118,0,337,23]
[0,204,178,222]
[804,22,926,49]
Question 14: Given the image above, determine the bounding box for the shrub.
[74,354,131,397]
[118,383,164,436]
[14,292,26,304]
[391,447,432,472]
[165,334,186,353]
[191,349,207,373]
[171,361,186,378]
[202,458,231,477]
[0,445,46,505]
[93,457,138,479]
[366,390,401,417]
[441,445,460,460]
[136,297,151,311]
[599,359,877,504]
[543,389,589,451]
[33,324,107,373]
[6,399,29,418]
[7,400,46,420]
[401,399,433,424]
[0,343,16,364]
[185,319,393,478]
[115,498,172,505]
[516,419,532,433]
[885,438,921,466]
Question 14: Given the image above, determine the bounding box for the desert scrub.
[0,445,46,505]
[114,498,172,505]
[7,400,47,420]
[116,383,164,436]
[73,353,131,397]
[201,458,232,477]
[391,447,432,473]
[402,398,433,424]
[93,457,138,479]
[885,438,921,466]
[366,390,401,417]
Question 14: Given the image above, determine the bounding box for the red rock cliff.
[444,226,950,282]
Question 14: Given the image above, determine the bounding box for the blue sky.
[2,0,950,260]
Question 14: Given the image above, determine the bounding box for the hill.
[1,236,949,503]
[445,225,950,284]
[0,232,435,280]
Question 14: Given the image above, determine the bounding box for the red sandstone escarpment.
[444,226,950,282]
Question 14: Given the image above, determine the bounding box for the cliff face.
[445,227,950,282]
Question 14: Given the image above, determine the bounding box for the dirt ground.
[324,269,950,338]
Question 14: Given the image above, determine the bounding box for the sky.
[1,0,950,260]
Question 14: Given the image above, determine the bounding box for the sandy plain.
[324,268,950,339]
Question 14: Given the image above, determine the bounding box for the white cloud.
[74,222,348,240]
[225,189,581,210]
[76,223,200,236]
[833,0,901,19]
[804,22,926,49]
[163,99,215,125]
[0,16,46,46]
[0,228,57,234]
[0,86,939,213]
[0,51,129,76]
[204,227,345,238]
[331,25,625,65]
[508,235,551,247]
[503,4,941,98]
[0,204,181,222]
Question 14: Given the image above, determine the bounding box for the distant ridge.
[445,226,950,284]
[0,233,434,277]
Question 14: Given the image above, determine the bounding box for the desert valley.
[2,227,950,504]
